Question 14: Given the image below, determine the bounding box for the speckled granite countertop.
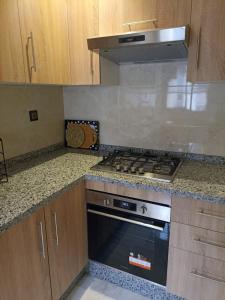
[1,151,225,233]
[0,152,101,233]
[86,160,225,204]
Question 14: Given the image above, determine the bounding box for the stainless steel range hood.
[87,26,189,64]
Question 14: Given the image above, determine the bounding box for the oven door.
[87,204,170,286]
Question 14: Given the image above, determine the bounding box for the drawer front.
[170,222,225,261]
[167,247,225,300]
[172,197,225,233]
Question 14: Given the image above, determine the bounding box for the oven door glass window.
[87,204,170,286]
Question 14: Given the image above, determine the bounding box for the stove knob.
[138,167,145,174]
[104,199,110,206]
[130,166,136,173]
[123,165,129,172]
[141,205,147,214]
[116,164,121,171]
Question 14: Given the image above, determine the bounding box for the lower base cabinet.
[167,247,225,300]
[0,180,87,300]
[0,208,52,300]
[45,180,87,300]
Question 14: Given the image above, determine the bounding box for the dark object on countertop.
[65,120,99,151]
[0,138,8,183]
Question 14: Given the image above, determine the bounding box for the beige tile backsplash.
[64,61,225,156]
[0,85,64,159]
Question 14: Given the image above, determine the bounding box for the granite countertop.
[1,151,225,233]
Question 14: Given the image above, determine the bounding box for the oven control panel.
[86,190,171,223]
[113,199,137,211]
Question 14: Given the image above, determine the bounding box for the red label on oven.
[129,255,151,270]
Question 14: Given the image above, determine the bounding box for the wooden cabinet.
[0,208,51,300]
[187,0,225,82]
[45,180,87,300]
[155,0,192,29]
[68,0,100,85]
[170,222,225,261]
[172,196,225,233]
[167,247,225,300]
[168,196,225,300]
[99,0,192,36]
[0,0,25,83]
[18,0,71,84]
[0,180,87,300]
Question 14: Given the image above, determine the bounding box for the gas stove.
[91,151,182,183]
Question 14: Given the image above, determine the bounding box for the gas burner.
[91,150,182,183]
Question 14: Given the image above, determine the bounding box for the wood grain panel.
[18,0,71,84]
[0,0,25,83]
[170,222,225,261]
[45,180,87,300]
[172,196,225,233]
[122,0,157,32]
[167,247,225,300]
[98,0,123,35]
[187,0,225,82]
[86,180,171,205]
[68,0,100,85]
[0,208,51,300]
[155,0,192,29]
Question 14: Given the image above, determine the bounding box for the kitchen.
[0,1,225,300]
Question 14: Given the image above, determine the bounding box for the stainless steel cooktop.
[91,151,182,183]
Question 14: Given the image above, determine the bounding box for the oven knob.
[123,165,129,172]
[141,205,147,214]
[116,164,121,171]
[104,199,110,206]
[138,167,145,174]
[130,166,136,173]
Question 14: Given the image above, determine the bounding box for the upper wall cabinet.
[17,0,71,84]
[98,0,192,36]
[0,0,25,83]
[67,0,100,85]
[187,0,225,82]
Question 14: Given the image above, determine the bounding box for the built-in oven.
[86,190,171,286]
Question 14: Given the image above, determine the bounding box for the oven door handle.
[88,209,164,231]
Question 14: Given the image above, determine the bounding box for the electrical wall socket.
[29,110,38,121]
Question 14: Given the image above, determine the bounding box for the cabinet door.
[167,247,225,300]
[99,0,191,36]
[187,0,225,82]
[155,0,192,29]
[18,0,71,84]
[122,0,157,32]
[0,0,25,83]
[99,0,123,35]
[68,0,100,85]
[45,181,87,300]
[0,209,51,300]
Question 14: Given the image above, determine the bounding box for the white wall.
[64,61,225,156]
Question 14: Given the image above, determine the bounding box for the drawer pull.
[194,238,225,249]
[191,271,225,285]
[196,210,225,220]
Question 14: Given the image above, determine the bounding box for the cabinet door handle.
[194,237,225,249]
[26,32,37,82]
[39,222,46,259]
[90,51,94,84]
[54,212,59,246]
[196,27,201,69]
[191,271,225,285]
[29,32,37,72]
[196,210,225,220]
[123,19,158,31]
